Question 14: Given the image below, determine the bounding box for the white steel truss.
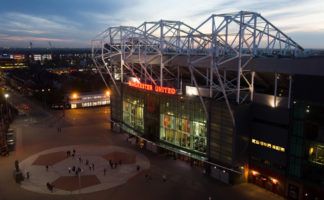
[92,11,303,125]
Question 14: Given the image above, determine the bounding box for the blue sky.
[0,0,323,48]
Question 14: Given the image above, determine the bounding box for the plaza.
[0,90,283,200]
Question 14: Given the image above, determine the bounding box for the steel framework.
[92,11,303,125]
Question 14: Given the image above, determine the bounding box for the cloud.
[0,12,80,35]
[0,34,74,42]
[0,0,323,48]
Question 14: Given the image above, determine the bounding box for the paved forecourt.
[19,145,150,195]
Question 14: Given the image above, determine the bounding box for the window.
[159,98,207,154]
[308,143,324,165]
[251,138,285,152]
[122,95,144,133]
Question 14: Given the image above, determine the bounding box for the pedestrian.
[109,160,113,169]
[89,165,92,171]
[26,171,30,179]
[78,157,81,163]
[66,151,69,157]
[46,165,49,171]
[104,168,106,175]
[86,160,89,165]
[136,165,140,171]
[92,163,95,170]
[72,153,75,158]
[68,167,71,174]
[46,182,53,192]
[72,166,76,172]
[72,149,76,155]
[162,174,166,182]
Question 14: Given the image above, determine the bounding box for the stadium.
[92,11,324,199]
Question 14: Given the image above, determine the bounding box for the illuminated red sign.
[128,81,176,95]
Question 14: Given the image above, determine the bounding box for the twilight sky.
[0,0,323,48]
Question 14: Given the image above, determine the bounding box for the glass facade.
[122,95,144,133]
[308,143,324,165]
[288,102,305,177]
[159,98,207,154]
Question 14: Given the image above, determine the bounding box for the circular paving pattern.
[19,145,150,195]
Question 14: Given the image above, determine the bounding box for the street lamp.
[105,90,110,97]
[3,93,11,119]
[71,92,79,99]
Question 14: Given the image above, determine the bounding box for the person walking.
[68,167,71,174]
[46,165,49,171]
[92,163,95,170]
[26,171,30,179]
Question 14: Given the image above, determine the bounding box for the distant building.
[68,91,110,109]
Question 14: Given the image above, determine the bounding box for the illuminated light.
[71,93,79,99]
[128,81,176,95]
[309,147,314,155]
[4,93,9,98]
[105,90,110,96]
[306,109,310,113]
[155,85,176,95]
[128,81,153,91]
[251,170,259,176]
[240,166,244,170]
[293,101,297,104]
[270,177,278,184]
[214,166,217,169]
[222,170,226,173]
[186,86,198,96]
[251,138,285,152]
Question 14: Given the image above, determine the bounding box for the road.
[0,91,283,200]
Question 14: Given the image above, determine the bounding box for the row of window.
[252,138,285,152]
[70,100,109,109]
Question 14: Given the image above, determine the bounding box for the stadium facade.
[92,11,324,200]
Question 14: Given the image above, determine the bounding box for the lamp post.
[4,93,10,120]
